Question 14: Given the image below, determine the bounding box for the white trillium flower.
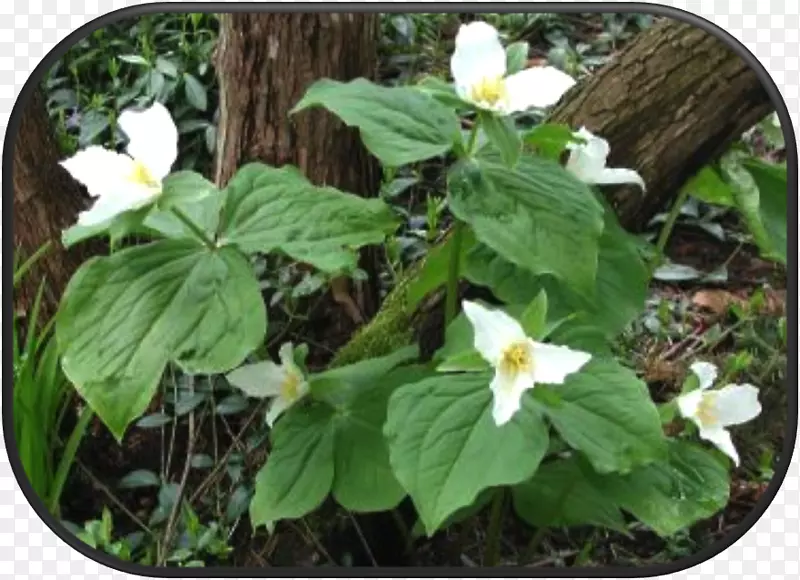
[450,21,576,115]
[676,361,761,466]
[565,127,646,190]
[60,101,178,227]
[225,343,310,427]
[462,300,592,426]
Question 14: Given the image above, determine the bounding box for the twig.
[75,460,153,536]
[189,400,267,504]
[347,511,378,567]
[158,377,199,565]
[285,519,336,566]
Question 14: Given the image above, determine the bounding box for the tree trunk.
[213,12,382,339]
[550,18,772,230]
[331,17,774,366]
[12,87,100,321]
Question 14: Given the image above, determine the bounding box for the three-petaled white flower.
[450,21,576,115]
[565,127,646,190]
[225,343,310,427]
[676,361,761,466]
[462,300,592,426]
[60,101,178,227]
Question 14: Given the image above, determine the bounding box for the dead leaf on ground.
[691,289,746,315]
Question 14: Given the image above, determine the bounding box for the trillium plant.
[53,20,761,562]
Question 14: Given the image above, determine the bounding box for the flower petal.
[265,396,293,428]
[489,368,531,426]
[698,425,739,466]
[530,341,592,386]
[676,388,703,422]
[503,66,576,111]
[690,361,718,390]
[60,146,137,198]
[76,190,154,227]
[118,101,178,180]
[593,168,647,190]
[565,127,611,183]
[462,300,527,365]
[226,361,285,398]
[712,383,761,426]
[450,21,506,101]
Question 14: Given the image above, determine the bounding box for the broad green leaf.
[183,73,208,111]
[62,205,152,248]
[512,455,627,533]
[464,201,648,343]
[478,110,521,167]
[404,227,477,309]
[505,41,529,74]
[519,290,548,339]
[722,151,786,265]
[606,440,730,537]
[436,349,489,373]
[413,76,472,111]
[250,405,335,527]
[385,373,549,535]
[219,163,399,273]
[56,240,266,440]
[143,193,224,242]
[158,170,218,209]
[530,359,667,474]
[523,123,580,161]
[292,78,461,166]
[681,166,735,207]
[741,157,787,264]
[448,152,604,301]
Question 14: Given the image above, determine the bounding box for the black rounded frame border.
[2,2,797,578]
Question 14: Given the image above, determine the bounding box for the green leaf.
[404,228,476,309]
[722,151,786,264]
[741,157,787,264]
[183,73,207,111]
[464,201,648,344]
[219,163,399,273]
[250,405,336,527]
[512,455,628,533]
[56,240,266,440]
[523,123,580,161]
[158,170,218,209]
[478,111,521,168]
[436,349,489,373]
[385,373,549,535]
[681,166,735,207]
[118,469,161,489]
[448,153,604,301]
[413,75,472,111]
[62,206,152,248]
[143,193,223,242]
[505,41,529,74]
[606,440,730,537]
[291,78,460,166]
[519,290,548,339]
[531,359,667,474]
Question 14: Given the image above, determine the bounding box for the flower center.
[499,341,533,376]
[696,392,719,427]
[127,160,159,188]
[280,372,302,402]
[470,75,508,107]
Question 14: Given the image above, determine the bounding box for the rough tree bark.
[332,16,774,366]
[213,13,382,332]
[549,18,773,230]
[12,87,100,321]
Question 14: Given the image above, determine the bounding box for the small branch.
[347,511,378,567]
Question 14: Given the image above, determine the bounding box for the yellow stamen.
[499,341,533,378]
[128,160,159,188]
[280,372,302,402]
[696,393,718,427]
[470,76,508,107]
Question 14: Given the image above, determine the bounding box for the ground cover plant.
[10,10,790,569]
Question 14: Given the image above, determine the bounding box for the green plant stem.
[169,206,216,250]
[48,404,94,517]
[466,121,481,156]
[444,220,465,328]
[653,186,691,267]
[522,525,549,564]
[483,488,507,566]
